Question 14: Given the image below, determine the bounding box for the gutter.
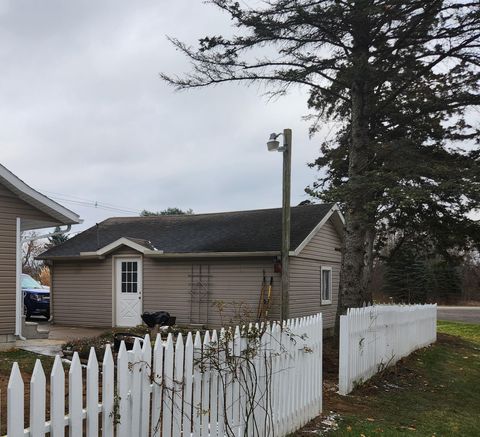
[144,251,281,258]
[40,251,282,261]
[23,225,71,243]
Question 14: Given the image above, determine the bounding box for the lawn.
[297,321,480,436]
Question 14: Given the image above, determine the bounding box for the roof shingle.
[39,204,335,258]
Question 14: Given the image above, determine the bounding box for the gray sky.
[0,0,334,234]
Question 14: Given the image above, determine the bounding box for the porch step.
[23,320,49,339]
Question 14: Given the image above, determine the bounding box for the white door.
[115,257,142,327]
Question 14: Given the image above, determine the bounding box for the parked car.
[22,274,50,320]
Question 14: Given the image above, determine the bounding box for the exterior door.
[115,257,142,327]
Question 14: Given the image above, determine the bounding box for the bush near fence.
[338,304,437,395]
[4,313,323,437]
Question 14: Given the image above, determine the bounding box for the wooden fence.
[4,313,322,436]
[338,304,437,395]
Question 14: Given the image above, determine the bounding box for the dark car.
[22,274,50,320]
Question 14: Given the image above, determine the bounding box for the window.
[121,261,138,293]
[321,267,332,304]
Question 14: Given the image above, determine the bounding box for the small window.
[321,267,332,305]
[121,261,139,293]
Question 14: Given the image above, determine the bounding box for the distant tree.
[22,233,45,279]
[45,226,69,249]
[161,0,480,317]
[140,207,194,216]
[384,246,430,303]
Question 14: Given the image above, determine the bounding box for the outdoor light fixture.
[266,132,285,152]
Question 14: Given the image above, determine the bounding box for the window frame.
[320,266,333,305]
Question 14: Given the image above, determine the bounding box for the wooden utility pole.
[281,128,292,321]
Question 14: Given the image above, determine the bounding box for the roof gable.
[80,237,162,256]
[291,204,344,256]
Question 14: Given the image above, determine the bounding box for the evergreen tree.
[162,1,480,315]
[45,226,69,248]
[140,207,193,216]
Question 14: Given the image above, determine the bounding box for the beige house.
[0,164,81,343]
[39,204,344,329]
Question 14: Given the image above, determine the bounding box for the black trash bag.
[141,311,175,328]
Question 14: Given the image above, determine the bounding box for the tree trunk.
[335,2,373,333]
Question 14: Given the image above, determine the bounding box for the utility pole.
[281,128,292,321]
[266,128,292,321]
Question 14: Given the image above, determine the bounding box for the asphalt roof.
[39,203,335,258]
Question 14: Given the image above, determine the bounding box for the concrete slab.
[12,324,106,357]
[47,325,106,341]
[16,339,65,357]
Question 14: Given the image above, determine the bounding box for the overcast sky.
[0,0,337,234]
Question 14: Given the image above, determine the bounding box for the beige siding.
[0,184,59,334]
[52,251,282,328]
[143,258,281,327]
[52,258,113,327]
[289,219,342,328]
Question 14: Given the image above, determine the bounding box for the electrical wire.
[40,189,141,215]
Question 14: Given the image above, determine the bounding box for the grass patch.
[297,321,480,436]
[0,349,55,375]
[437,320,480,343]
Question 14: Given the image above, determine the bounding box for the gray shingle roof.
[39,204,335,259]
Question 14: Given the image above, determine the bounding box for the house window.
[321,267,332,305]
[121,261,138,293]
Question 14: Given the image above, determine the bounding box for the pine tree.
[46,226,69,248]
[161,1,480,315]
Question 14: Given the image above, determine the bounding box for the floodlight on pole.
[266,128,292,322]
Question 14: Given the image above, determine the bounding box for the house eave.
[0,163,82,226]
[40,250,281,261]
[145,251,281,259]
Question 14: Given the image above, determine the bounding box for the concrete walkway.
[15,323,106,357]
[437,306,480,324]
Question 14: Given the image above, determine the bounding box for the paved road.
[437,306,480,324]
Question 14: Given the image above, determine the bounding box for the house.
[39,203,344,329]
[0,164,81,343]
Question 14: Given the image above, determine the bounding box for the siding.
[289,219,342,328]
[0,184,59,335]
[52,251,281,328]
[51,258,113,327]
[143,257,281,327]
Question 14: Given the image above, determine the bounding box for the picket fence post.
[69,352,83,437]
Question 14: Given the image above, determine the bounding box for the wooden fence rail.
[338,304,437,395]
[3,313,322,436]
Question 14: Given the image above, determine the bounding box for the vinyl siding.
[52,250,281,328]
[51,258,113,327]
[143,258,281,327]
[0,184,59,335]
[289,219,342,328]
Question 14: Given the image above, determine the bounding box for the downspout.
[15,218,26,340]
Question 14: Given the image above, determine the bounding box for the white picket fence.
[4,313,322,437]
[338,304,437,395]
